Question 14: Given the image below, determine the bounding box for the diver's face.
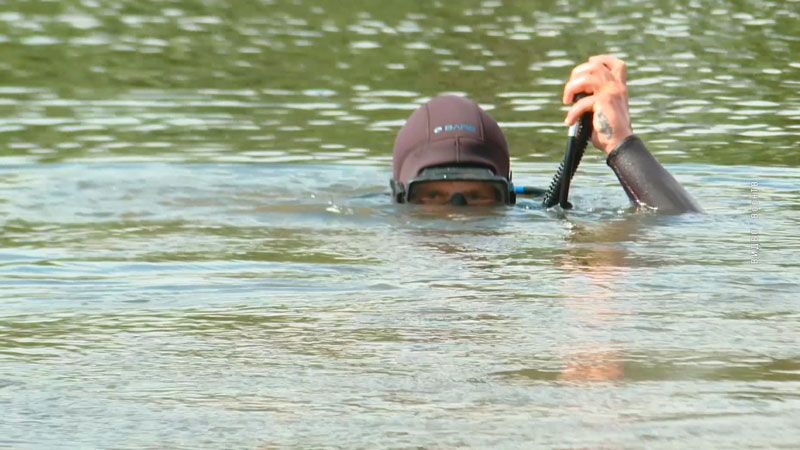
[406,180,504,206]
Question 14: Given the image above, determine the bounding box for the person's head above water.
[390,95,514,206]
[390,56,703,214]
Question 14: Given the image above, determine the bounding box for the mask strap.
[389,179,406,203]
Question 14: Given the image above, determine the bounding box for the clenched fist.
[563,55,634,154]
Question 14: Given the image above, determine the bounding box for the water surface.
[1,0,799,448]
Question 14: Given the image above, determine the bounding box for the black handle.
[542,93,593,209]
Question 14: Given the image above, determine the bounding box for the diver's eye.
[411,189,447,204]
[467,190,495,203]
[467,191,483,200]
[426,191,443,200]
[462,188,502,205]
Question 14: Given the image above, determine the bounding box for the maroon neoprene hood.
[391,95,510,187]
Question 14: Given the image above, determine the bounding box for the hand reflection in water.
[555,216,646,382]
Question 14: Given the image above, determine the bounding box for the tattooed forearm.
[597,111,613,140]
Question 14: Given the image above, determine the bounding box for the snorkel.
[541,93,593,209]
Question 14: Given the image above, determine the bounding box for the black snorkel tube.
[541,93,593,209]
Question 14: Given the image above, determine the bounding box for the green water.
[1,0,799,448]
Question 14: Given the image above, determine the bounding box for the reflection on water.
[2,0,800,447]
[2,162,799,447]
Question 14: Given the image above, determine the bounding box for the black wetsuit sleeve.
[606,135,702,214]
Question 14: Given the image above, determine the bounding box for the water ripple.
[1,1,800,445]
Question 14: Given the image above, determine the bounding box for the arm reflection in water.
[554,215,647,382]
[386,207,657,383]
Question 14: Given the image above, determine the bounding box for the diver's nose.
[449,192,468,206]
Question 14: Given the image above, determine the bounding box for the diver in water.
[390,55,702,214]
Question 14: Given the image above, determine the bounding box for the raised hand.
[563,55,633,154]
